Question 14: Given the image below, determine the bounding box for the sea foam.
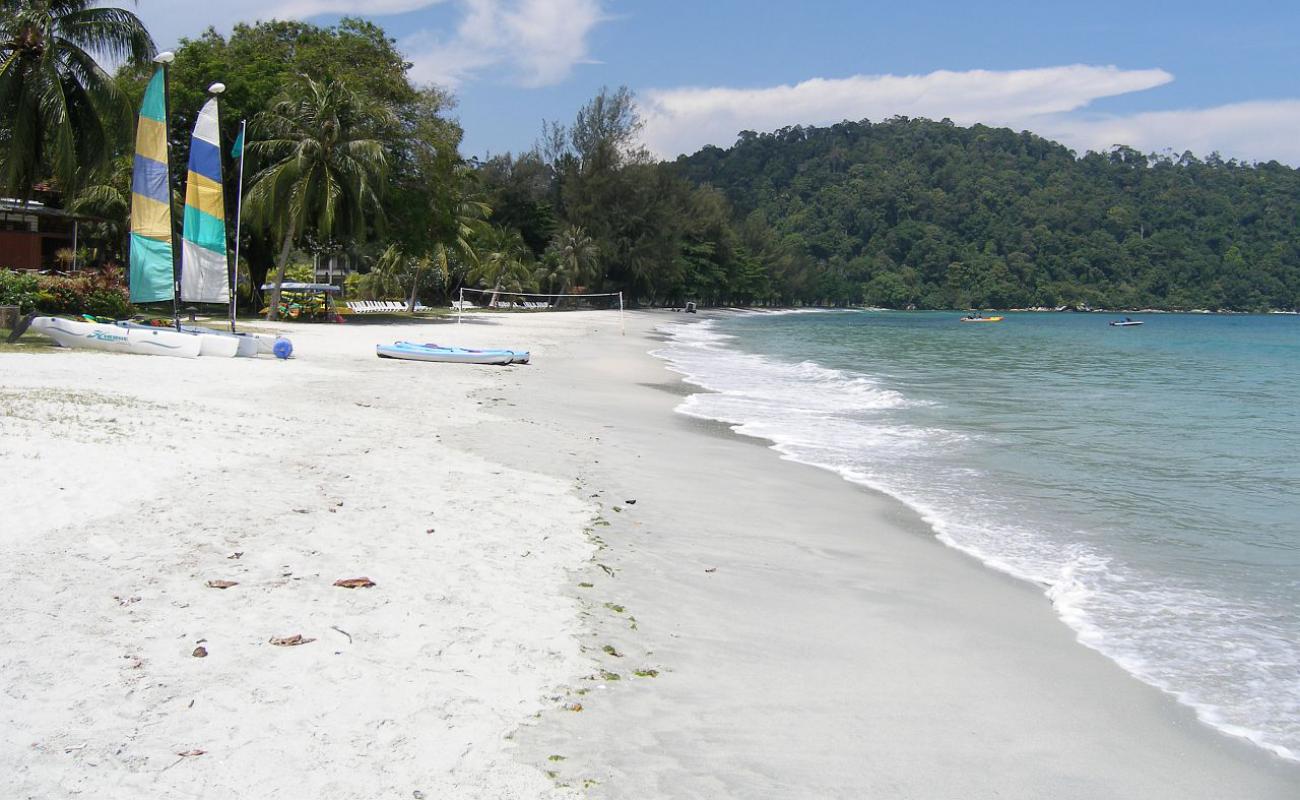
[653,317,1300,763]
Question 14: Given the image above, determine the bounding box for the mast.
[155,51,181,331]
[231,119,246,333]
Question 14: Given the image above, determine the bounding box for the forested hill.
[673,118,1300,310]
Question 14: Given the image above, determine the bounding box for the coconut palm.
[0,0,154,198]
[243,77,390,320]
[407,163,490,311]
[468,225,533,307]
[537,224,599,297]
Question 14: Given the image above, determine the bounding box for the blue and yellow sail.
[180,96,230,303]
[128,67,174,302]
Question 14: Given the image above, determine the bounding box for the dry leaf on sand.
[206,580,238,589]
[192,646,208,658]
[176,749,206,757]
[333,577,376,589]
[269,634,315,647]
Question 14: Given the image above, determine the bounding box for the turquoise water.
[656,311,1300,760]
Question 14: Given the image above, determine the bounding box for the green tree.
[0,0,154,198]
[537,224,599,296]
[243,77,389,320]
[469,226,533,307]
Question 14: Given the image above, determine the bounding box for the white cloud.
[638,65,1174,158]
[131,0,606,89]
[130,0,450,48]
[639,65,1300,165]
[270,0,447,15]
[1040,101,1300,164]
[402,0,606,88]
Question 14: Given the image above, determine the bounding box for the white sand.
[4,309,1298,799]
[0,314,610,798]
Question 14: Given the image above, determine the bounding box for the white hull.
[117,322,240,357]
[30,317,201,358]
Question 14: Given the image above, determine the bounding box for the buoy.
[272,337,293,359]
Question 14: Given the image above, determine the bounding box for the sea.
[655,310,1300,761]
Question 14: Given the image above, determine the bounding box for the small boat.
[1110,319,1144,327]
[26,316,202,358]
[377,342,530,365]
[959,315,1003,323]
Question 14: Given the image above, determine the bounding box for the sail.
[180,97,230,303]
[128,67,174,303]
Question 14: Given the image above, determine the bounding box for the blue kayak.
[377,341,530,364]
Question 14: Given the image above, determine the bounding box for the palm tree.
[243,77,390,320]
[538,224,599,298]
[407,163,490,312]
[0,0,154,198]
[469,225,533,307]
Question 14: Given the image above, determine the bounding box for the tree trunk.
[266,226,295,321]
[406,264,420,313]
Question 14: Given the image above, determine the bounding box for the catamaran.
[25,60,284,358]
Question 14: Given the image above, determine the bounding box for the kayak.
[959,316,1003,323]
[1110,320,1144,327]
[401,342,529,364]
[377,341,529,365]
[28,316,201,358]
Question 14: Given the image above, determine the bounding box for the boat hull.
[960,316,1004,323]
[1110,321,1144,327]
[117,322,241,357]
[398,341,530,364]
[30,317,201,358]
[377,343,519,364]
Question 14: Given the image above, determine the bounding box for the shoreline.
[474,310,1299,798]
[3,310,1296,797]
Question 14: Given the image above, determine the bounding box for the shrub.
[33,267,134,319]
[0,269,42,312]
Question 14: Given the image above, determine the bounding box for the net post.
[619,291,625,336]
[458,287,463,325]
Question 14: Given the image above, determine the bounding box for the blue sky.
[131,0,1300,163]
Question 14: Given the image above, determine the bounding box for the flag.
[128,66,175,303]
[230,125,244,160]
[180,97,230,303]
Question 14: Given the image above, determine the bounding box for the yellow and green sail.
[180,96,230,303]
[128,67,174,303]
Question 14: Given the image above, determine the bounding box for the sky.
[128,0,1300,164]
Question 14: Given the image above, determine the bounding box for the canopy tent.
[259,282,342,320]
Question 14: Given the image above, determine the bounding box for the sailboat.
[24,64,290,358]
[24,54,200,358]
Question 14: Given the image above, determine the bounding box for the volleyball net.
[454,287,625,333]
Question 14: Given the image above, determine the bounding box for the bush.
[0,269,41,312]
[33,267,134,319]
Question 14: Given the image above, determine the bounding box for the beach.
[2,310,1298,798]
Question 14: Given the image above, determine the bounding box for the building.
[0,198,91,270]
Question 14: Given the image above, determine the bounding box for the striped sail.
[128,67,174,302]
[180,97,230,303]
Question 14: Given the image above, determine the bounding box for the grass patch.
[0,330,59,354]
[601,644,622,657]
[599,670,621,681]
[578,582,593,588]
[548,754,566,762]
[603,602,625,614]
[634,668,660,678]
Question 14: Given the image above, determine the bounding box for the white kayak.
[1109,320,1144,327]
[376,342,528,365]
[29,316,201,358]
